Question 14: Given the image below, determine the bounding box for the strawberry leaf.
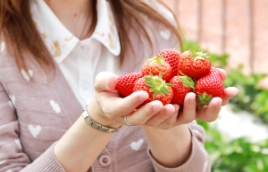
[179,75,195,89]
[161,86,170,95]
[153,92,157,99]
[197,92,213,109]
[145,74,171,100]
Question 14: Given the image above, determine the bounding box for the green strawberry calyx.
[148,54,168,65]
[184,50,209,61]
[145,73,172,99]
[178,75,195,89]
[197,92,213,109]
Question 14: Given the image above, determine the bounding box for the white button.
[99,155,111,166]
[82,82,90,89]
[81,45,90,52]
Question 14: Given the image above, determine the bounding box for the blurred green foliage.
[198,121,268,172]
[225,68,268,123]
[183,40,268,172]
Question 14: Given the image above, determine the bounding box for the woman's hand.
[139,68,238,168]
[89,68,238,129]
[150,67,239,128]
[88,71,159,128]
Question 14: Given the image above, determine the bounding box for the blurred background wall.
[161,0,268,76]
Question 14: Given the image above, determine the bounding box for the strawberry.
[141,55,173,81]
[169,75,195,105]
[156,49,180,77]
[115,72,143,97]
[178,50,211,79]
[133,74,173,106]
[195,67,225,108]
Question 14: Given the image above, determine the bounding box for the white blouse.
[31,0,121,108]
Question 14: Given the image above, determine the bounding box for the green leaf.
[152,91,157,99]
[161,86,169,95]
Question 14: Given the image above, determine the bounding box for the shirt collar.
[31,0,121,63]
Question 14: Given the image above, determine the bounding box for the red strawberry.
[195,67,225,108]
[156,49,180,77]
[115,72,143,97]
[169,75,195,105]
[178,50,211,79]
[141,55,172,81]
[133,74,173,106]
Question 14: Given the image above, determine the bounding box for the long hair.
[0,0,182,76]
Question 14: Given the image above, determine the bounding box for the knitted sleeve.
[0,82,65,172]
[147,122,211,172]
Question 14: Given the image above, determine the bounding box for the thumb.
[216,68,227,80]
[94,72,118,93]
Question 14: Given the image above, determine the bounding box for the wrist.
[143,125,192,145]
[87,100,122,128]
[142,125,192,168]
[142,124,189,134]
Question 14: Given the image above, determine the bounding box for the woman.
[0,0,238,171]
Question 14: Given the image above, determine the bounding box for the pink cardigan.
[0,15,210,172]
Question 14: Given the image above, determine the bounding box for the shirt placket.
[78,42,94,107]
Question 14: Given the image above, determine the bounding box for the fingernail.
[137,95,146,101]
[174,104,180,111]
[152,101,162,112]
[234,87,239,95]
[153,106,161,112]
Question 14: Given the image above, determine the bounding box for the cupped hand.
[90,69,238,130]
[89,72,164,128]
[124,68,239,129]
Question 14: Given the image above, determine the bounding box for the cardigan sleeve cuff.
[21,142,66,172]
[147,126,211,172]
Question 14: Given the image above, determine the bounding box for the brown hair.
[0,0,182,76]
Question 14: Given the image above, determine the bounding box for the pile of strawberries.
[115,49,225,109]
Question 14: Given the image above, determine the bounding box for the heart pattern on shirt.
[0,160,6,166]
[9,95,15,105]
[8,101,14,109]
[50,100,61,114]
[0,42,5,53]
[28,124,41,138]
[130,138,144,151]
[21,69,33,81]
[160,29,171,40]
[14,139,22,150]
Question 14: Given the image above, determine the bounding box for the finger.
[124,100,163,126]
[114,91,149,115]
[222,87,239,105]
[177,92,197,124]
[145,104,178,126]
[97,90,148,117]
[158,104,180,128]
[95,72,118,93]
[196,97,222,122]
[216,68,227,80]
